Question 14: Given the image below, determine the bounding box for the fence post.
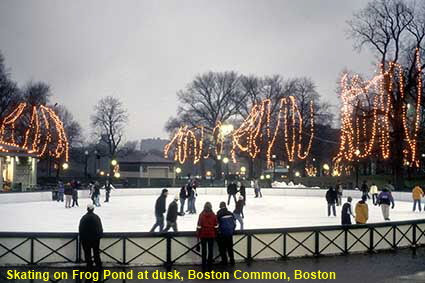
[165,235,172,269]
[122,237,126,265]
[344,228,348,255]
[246,234,252,263]
[369,227,374,253]
[30,237,34,264]
[76,235,80,263]
[314,231,320,256]
[282,233,287,259]
[392,225,397,249]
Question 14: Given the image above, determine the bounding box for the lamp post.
[84,150,89,181]
[271,154,277,181]
[222,157,229,183]
[354,149,360,189]
[175,167,182,179]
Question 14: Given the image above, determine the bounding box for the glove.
[391,204,395,209]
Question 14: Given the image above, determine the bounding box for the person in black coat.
[227,182,238,205]
[341,196,354,225]
[325,186,338,217]
[164,195,179,232]
[150,189,168,232]
[79,204,103,268]
[238,182,246,205]
[179,186,187,215]
[216,202,236,265]
[361,180,370,199]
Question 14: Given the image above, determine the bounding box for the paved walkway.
[1,248,424,282]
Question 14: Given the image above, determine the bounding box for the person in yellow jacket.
[412,185,424,212]
[355,195,369,224]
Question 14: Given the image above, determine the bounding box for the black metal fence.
[1,219,425,267]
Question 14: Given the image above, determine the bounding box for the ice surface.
[1,190,424,233]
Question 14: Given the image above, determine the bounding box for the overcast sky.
[0,0,376,141]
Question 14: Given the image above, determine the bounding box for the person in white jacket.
[370,183,379,206]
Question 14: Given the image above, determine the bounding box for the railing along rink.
[1,219,425,267]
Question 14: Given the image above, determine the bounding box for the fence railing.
[1,219,425,267]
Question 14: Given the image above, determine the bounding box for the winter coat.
[187,186,194,199]
[361,183,369,193]
[412,186,424,200]
[341,202,353,225]
[234,199,245,215]
[179,187,187,199]
[378,191,394,206]
[325,189,337,204]
[239,185,246,196]
[79,211,103,241]
[370,185,379,195]
[355,201,368,224]
[227,183,238,195]
[217,208,236,237]
[166,200,178,222]
[64,186,72,196]
[197,211,218,239]
[58,182,65,193]
[154,194,167,216]
[72,188,78,200]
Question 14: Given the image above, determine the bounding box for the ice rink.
[1,189,424,232]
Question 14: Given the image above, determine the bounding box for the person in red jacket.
[197,202,218,269]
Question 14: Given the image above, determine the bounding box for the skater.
[79,204,103,268]
[103,180,115,203]
[197,202,218,269]
[179,185,187,215]
[239,182,246,205]
[361,180,370,199]
[412,184,424,212]
[227,181,238,206]
[253,178,262,198]
[355,195,369,224]
[377,188,394,221]
[88,181,96,205]
[341,197,354,225]
[336,182,343,206]
[57,180,64,202]
[92,181,101,207]
[325,186,337,217]
[233,195,245,230]
[64,183,73,208]
[164,195,179,232]
[150,189,168,232]
[71,181,79,207]
[216,202,236,266]
[370,183,379,205]
[188,185,197,214]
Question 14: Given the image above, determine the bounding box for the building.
[118,152,175,186]
[140,138,169,153]
[0,143,37,191]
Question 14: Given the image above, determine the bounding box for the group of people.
[326,180,418,225]
[57,180,80,208]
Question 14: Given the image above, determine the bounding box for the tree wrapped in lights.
[0,102,69,161]
[164,126,206,164]
[334,50,423,172]
[231,96,315,167]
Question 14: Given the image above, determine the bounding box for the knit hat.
[87,204,95,211]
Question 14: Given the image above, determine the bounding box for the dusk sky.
[0,0,375,141]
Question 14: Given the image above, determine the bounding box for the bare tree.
[91,96,128,158]
[0,51,20,119]
[348,0,425,188]
[55,105,82,148]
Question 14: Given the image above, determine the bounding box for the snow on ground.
[1,192,424,232]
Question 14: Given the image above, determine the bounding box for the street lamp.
[354,149,360,188]
[240,166,246,175]
[114,172,121,178]
[100,171,105,176]
[175,167,181,179]
[323,163,330,176]
[111,159,118,166]
[271,154,277,180]
[84,150,89,181]
[62,162,69,170]
[295,171,301,177]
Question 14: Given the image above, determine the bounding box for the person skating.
[252,178,262,198]
[377,188,394,221]
[370,183,379,205]
[92,181,101,207]
[361,180,370,199]
[79,204,103,268]
[412,184,424,212]
[71,181,79,207]
[186,183,193,213]
[64,183,73,208]
[325,186,337,217]
[179,185,187,215]
[150,189,168,232]
[239,182,246,205]
[336,182,343,206]
[233,195,245,230]
[164,195,179,232]
[227,181,238,206]
[103,180,115,203]
[57,180,65,202]
[197,202,218,269]
[341,197,354,225]
[216,202,236,266]
[355,195,369,224]
[188,185,197,214]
